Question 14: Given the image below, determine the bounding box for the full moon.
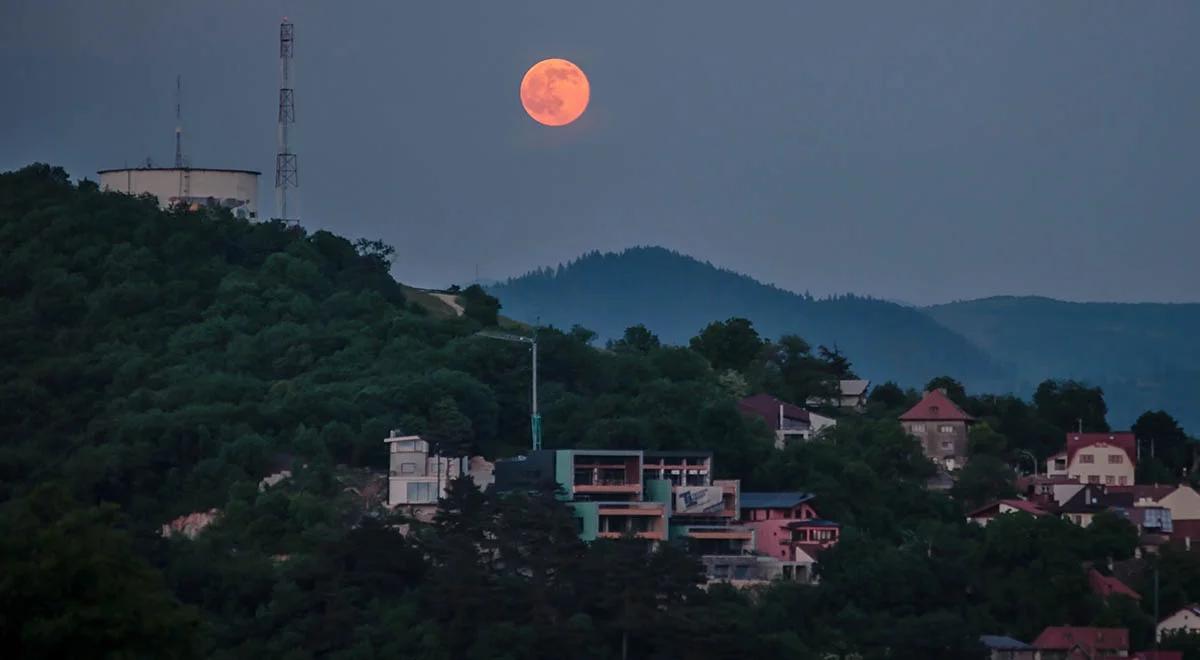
[520,58,589,127]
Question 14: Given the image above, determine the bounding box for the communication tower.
[275,18,299,223]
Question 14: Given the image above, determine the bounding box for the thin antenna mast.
[174,75,184,168]
[275,18,299,223]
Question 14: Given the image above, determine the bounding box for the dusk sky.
[3,1,1198,305]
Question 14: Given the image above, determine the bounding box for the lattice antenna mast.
[275,18,299,223]
[174,74,185,168]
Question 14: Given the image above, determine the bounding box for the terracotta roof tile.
[1032,627,1128,653]
[899,389,975,422]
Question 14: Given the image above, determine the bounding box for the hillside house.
[384,431,492,521]
[1031,626,1128,659]
[739,492,840,583]
[1157,604,1200,642]
[979,635,1037,660]
[967,499,1050,526]
[1023,475,1088,508]
[493,448,759,582]
[1112,484,1200,550]
[900,389,975,472]
[738,393,837,448]
[806,379,871,412]
[1046,433,1137,487]
[1059,484,1130,527]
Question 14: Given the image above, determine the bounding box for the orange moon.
[520,58,589,126]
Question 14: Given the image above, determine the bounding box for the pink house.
[739,492,840,573]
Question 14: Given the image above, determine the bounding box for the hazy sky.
[3,1,1198,305]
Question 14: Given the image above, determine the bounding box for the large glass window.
[407,482,436,503]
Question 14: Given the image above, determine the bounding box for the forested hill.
[489,246,1006,389]
[7,164,1200,658]
[925,296,1200,430]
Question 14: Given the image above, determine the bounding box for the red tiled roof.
[1088,568,1142,601]
[738,393,809,431]
[898,389,975,422]
[968,499,1049,519]
[1065,432,1137,467]
[1032,627,1129,653]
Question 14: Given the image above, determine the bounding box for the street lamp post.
[477,330,541,451]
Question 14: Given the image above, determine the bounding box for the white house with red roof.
[899,389,976,472]
[1046,432,1137,487]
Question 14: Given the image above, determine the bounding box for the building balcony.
[597,530,666,541]
[576,483,643,495]
[596,503,667,540]
[687,528,754,541]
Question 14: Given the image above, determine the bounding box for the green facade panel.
[570,501,599,541]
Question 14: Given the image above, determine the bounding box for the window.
[407,482,436,503]
[1119,476,1128,485]
[1109,455,1123,464]
[938,425,955,434]
[399,462,417,474]
[941,440,955,450]
[1054,458,1067,470]
[1080,454,1095,464]
[1088,475,1101,484]
[910,424,926,433]
[1105,475,1115,485]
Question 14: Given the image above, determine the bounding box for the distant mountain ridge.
[925,295,1200,430]
[489,247,1199,429]
[489,247,1006,390]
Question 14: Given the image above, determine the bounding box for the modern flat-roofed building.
[495,448,759,579]
[384,430,492,521]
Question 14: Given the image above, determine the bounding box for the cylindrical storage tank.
[97,168,261,220]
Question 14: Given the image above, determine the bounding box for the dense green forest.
[489,247,1200,429]
[3,164,1200,659]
